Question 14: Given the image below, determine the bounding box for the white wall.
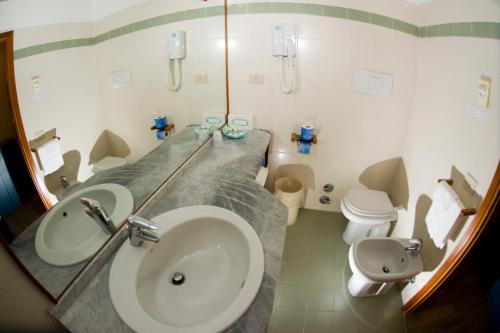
[395,0,500,303]
[228,0,419,211]
[227,0,499,307]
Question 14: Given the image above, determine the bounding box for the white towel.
[425,181,465,249]
[35,138,64,174]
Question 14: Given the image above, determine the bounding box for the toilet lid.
[93,156,127,172]
[344,189,394,216]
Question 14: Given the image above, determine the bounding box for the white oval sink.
[35,183,134,266]
[109,206,264,333]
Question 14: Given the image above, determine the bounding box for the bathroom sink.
[109,205,264,333]
[353,237,423,283]
[35,184,133,266]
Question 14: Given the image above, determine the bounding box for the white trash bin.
[274,177,304,226]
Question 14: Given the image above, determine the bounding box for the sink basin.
[109,205,264,333]
[352,237,423,282]
[35,183,133,266]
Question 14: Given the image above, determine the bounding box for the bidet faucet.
[127,215,160,247]
[80,197,116,234]
[405,238,422,256]
[61,176,70,189]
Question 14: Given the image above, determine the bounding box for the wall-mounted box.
[354,69,393,97]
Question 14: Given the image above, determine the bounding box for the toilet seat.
[341,199,395,224]
[344,189,394,217]
[92,156,127,173]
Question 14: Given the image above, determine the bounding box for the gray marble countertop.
[9,126,203,298]
[53,129,287,333]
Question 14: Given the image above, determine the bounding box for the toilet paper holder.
[437,178,477,216]
[150,124,175,134]
[290,132,317,144]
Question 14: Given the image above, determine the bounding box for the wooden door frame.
[0,31,52,210]
[404,161,500,312]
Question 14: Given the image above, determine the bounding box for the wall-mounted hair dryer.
[272,23,298,94]
[165,31,186,91]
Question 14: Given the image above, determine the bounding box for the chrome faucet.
[127,215,160,247]
[80,197,116,234]
[61,176,70,189]
[405,238,422,256]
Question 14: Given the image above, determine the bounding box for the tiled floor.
[269,209,407,333]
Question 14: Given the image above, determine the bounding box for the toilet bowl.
[340,189,397,245]
[92,156,127,173]
[347,237,423,297]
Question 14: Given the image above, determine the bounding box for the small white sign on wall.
[354,69,393,97]
[31,75,49,101]
[109,69,132,88]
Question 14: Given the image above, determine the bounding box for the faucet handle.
[127,215,158,230]
[409,238,423,245]
[80,197,100,209]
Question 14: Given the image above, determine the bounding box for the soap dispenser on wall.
[272,23,298,94]
[165,31,186,91]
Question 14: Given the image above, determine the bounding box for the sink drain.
[382,265,390,273]
[169,272,185,286]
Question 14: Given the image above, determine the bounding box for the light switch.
[249,74,265,85]
[31,75,42,94]
[475,75,491,108]
[31,75,49,101]
[193,74,208,84]
[354,69,393,97]
[109,69,131,88]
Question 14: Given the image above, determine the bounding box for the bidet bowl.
[109,205,265,333]
[353,237,423,282]
[35,183,134,266]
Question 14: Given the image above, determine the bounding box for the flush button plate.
[354,69,393,97]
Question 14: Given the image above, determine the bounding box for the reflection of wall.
[0,44,16,143]
[390,0,499,304]
[94,0,226,161]
[14,24,106,202]
[229,0,419,211]
[13,0,226,175]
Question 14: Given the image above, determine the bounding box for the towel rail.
[437,178,477,216]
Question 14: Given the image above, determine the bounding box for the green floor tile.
[282,262,309,286]
[309,267,336,288]
[306,287,335,311]
[278,285,308,309]
[271,308,305,333]
[304,311,335,333]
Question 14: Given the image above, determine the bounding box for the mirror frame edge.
[0,31,53,210]
[0,30,57,302]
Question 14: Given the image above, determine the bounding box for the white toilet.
[340,189,397,245]
[92,156,127,173]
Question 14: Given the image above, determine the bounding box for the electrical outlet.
[248,74,264,85]
[193,74,208,84]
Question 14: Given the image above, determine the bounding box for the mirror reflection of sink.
[35,184,134,267]
[109,206,264,333]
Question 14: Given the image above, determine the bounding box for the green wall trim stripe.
[13,3,500,61]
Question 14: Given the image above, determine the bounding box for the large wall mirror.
[0,0,227,301]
